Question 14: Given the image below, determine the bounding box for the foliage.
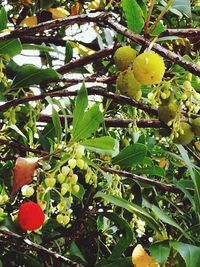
[0,0,200,266]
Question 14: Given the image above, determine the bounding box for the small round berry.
[183,81,192,90]
[70,174,78,184]
[62,215,70,225]
[18,201,45,231]
[56,214,63,224]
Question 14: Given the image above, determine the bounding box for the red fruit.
[18,201,45,231]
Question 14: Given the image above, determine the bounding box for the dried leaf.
[71,2,82,16]
[20,16,38,27]
[21,0,33,6]
[132,244,159,267]
[159,157,168,169]
[47,7,69,19]
[11,157,39,194]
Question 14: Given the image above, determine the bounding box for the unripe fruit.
[45,178,56,188]
[174,122,194,145]
[192,118,200,135]
[158,103,177,123]
[73,184,80,193]
[114,46,137,71]
[56,214,63,224]
[18,201,45,231]
[70,174,78,184]
[116,68,141,99]
[132,52,165,85]
[76,159,84,169]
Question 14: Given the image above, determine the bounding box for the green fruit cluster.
[114,47,165,100]
[158,102,177,124]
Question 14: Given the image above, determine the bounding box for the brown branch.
[39,114,168,128]
[0,229,83,267]
[1,87,199,119]
[104,16,200,77]
[184,145,200,165]
[161,28,200,38]
[0,87,157,115]
[1,12,200,76]
[100,166,193,194]
[0,137,188,194]
[57,47,114,74]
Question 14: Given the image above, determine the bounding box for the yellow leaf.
[71,2,82,16]
[21,0,33,6]
[159,157,168,169]
[20,16,38,27]
[88,0,100,9]
[47,7,69,19]
[69,41,94,56]
[132,244,159,267]
[195,141,200,152]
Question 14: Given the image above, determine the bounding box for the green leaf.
[151,21,166,35]
[0,7,8,31]
[72,82,88,137]
[177,145,200,216]
[102,212,133,259]
[39,0,54,9]
[9,124,27,141]
[69,241,87,264]
[11,64,60,89]
[81,136,118,156]
[112,143,147,168]
[73,104,103,141]
[149,241,170,266]
[65,42,73,64]
[96,257,132,267]
[172,0,191,17]
[94,192,161,232]
[171,241,200,267]
[151,205,188,237]
[52,107,62,143]
[22,44,54,52]
[134,166,165,177]
[121,0,144,33]
[0,39,22,57]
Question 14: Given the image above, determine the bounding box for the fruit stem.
[150,0,175,34]
[143,0,156,36]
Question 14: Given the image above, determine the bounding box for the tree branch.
[0,229,83,267]
[161,28,200,38]
[100,166,193,194]
[1,12,200,76]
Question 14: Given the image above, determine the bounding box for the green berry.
[116,68,141,99]
[68,158,77,169]
[114,46,137,71]
[158,102,177,124]
[192,118,200,135]
[174,122,194,145]
[57,173,65,184]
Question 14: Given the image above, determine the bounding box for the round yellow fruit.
[114,46,137,71]
[174,122,194,145]
[116,68,141,99]
[132,52,165,85]
[158,102,177,124]
[192,117,200,136]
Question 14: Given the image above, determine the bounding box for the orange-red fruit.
[18,201,45,231]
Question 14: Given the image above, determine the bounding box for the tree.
[0,0,200,266]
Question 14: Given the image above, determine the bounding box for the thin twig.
[0,229,83,267]
[100,166,193,193]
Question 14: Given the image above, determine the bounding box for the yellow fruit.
[158,102,177,123]
[132,52,165,85]
[192,117,200,135]
[114,46,137,71]
[174,122,194,145]
[116,68,141,99]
